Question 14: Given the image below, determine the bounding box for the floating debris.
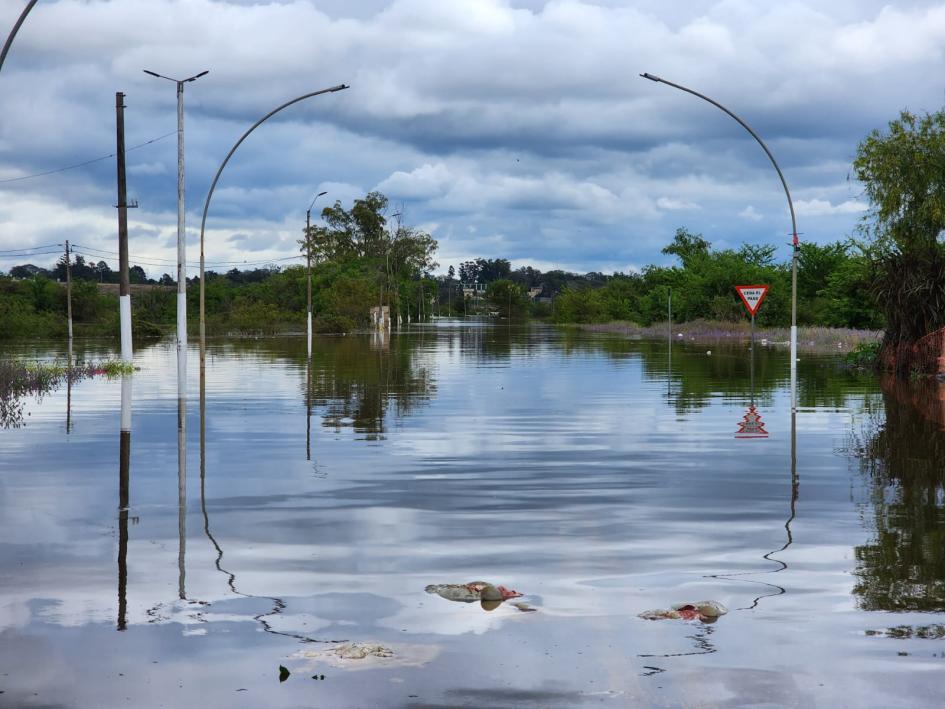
[425,581,524,610]
[638,601,728,623]
[293,642,440,671]
[425,581,522,602]
[333,643,393,660]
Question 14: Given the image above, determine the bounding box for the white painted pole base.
[120,295,133,363]
[120,374,132,433]
[307,312,312,357]
[177,292,187,355]
[789,324,798,412]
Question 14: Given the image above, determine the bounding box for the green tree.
[854,108,945,355]
[486,279,527,319]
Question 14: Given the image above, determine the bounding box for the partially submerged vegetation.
[575,319,882,355]
[0,358,135,428]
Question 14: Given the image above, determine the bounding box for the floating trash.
[425,581,523,608]
[293,642,440,671]
[638,600,728,623]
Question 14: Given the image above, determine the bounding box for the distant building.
[461,282,486,297]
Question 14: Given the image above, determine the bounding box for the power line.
[2,242,304,271]
[72,242,303,267]
[0,242,62,254]
[0,250,63,260]
[0,131,177,185]
[70,248,302,270]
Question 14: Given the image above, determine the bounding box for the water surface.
[1,323,943,708]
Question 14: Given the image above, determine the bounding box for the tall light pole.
[305,190,327,356]
[640,72,799,412]
[143,68,209,375]
[198,84,349,357]
[0,0,38,77]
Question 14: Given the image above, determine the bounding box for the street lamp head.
[640,72,661,82]
[145,69,210,83]
[330,84,350,92]
[308,190,328,212]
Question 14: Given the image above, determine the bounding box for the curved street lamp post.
[640,72,799,412]
[306,190,327,356]
[0,0,38,76]
[197,83,349,353]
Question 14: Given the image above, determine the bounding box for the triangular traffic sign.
[735,285,769,317]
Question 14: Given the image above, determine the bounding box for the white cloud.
[376,163,452,200]
[795,198,868,217]
[739,205,763,222]
[0,0,931,274]
[128,162,167,176]
[657,197,700,211]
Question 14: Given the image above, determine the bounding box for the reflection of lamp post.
[143,68,209,372]
[0,0,38,76]
[198,84,349,354]
[640,73,799,412]
[305,190,327,356]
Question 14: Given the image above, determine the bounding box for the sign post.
[735,285,769,351]
[734,284,770,440]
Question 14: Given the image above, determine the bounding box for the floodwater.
[1,322,943,708]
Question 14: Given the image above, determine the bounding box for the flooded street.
[1,322,943,708]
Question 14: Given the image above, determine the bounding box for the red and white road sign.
[735,285,769,317]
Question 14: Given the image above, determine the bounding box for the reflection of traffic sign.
[735,285,769,316]
[735,405,769,438]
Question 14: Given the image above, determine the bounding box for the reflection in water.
[66,341,73,434]
[851,376,945,612]
[638,624,717,677]
[226,335,435,438]
[703,364,796,609]
[738,412,798,609]
[306,355,312,460]
[735,344,769,439]
[117,374,131,631]
[198,360,345,645]
[0,360,73,429]
[309,336,434,438]
[177,373,186,601]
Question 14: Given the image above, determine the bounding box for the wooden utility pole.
[64,240,73,342]
[116,92,133,362]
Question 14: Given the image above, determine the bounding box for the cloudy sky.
[1,0,944,278]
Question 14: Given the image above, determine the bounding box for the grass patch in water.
[0,358,138,428]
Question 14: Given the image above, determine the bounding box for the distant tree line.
[426,230,881,329]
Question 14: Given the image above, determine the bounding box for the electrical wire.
[0,131,177,185]
[0,242,62,254]
[72,244,305,268]
[70,247,303,271]
[73,243,304,266]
